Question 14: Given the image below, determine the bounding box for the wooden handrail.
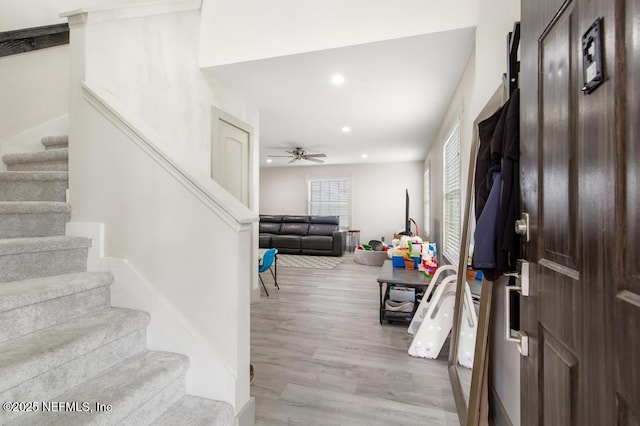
[0,23,69,57]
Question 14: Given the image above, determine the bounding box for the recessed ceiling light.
[266,158,273,163]
[341,126,350,133]
[331,74,345,85]
[361,154,368,159]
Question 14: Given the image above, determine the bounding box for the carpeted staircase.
[0,136,234,425]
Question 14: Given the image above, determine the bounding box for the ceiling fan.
[268,147,327,164]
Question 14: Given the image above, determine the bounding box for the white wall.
[199,0,477,67]
[82,8,260,179]
[0,45,69,144]
[0,0,153,144]
[260,161,424,244]
[475,5,522,423]
[424,0,521,423]
[424,51,477,257]
[424,4,521,250]
[475,0,522,107]
[0,0,88,31]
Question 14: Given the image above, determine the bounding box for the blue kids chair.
[259,248,279,296]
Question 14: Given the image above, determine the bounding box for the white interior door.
[211,110,251,208]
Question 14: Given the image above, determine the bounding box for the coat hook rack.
[504,21,521,97]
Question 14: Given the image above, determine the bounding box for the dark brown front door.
[520,0,639,424]
[612,0,640,423]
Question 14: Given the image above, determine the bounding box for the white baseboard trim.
[235,397,255,426]
[250,287,261,304]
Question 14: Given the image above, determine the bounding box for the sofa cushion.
[308,223,338,236]
[259,234,273,248]
[280,222,309,236]
[283,215,310,223]
[272,235,302,249]
[260,215,283,223]
[309,215,339,225]
[260,222,281,234]
[301,235,333,250]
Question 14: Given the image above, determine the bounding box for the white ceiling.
[206,27,476,168]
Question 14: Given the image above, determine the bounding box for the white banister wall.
[63,2,258,415]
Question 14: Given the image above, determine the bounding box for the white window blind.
[443,121,461,263]
[308,178,350,228]
[424,168,430,239]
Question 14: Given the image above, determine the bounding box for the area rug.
[277,254,345,270]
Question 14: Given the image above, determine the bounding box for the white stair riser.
[43,142,68,150]
[7,161,68,172]
[0,286,110,343]
[0,329,146,424]
[151,396,235,426]
[0,247,88,282]
[8,352,189,426]
[0,212,70,238]
[41,136,68,150]
[0,180,67,202]
[121,376,186,426]
[0,309,150,394]
[3,149,68,168]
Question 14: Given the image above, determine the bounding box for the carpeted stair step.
[8,351,189,425]
[3,148,69,171]
[0,171,67,202]
[41,135,68,150]
[0,272,113,343]
[0,308,150,424]
[152,395,235,426]
[0,236,91,282]
[0,201,71,238]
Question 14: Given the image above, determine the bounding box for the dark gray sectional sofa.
[259,215,346,256]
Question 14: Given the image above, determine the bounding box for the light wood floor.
[251,253,460,425]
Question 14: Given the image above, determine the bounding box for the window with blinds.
[443,121,461,263]
[308,178,350,228]
[424,168,430,239]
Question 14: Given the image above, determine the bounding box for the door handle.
[504,260,530,356]
[514,212,530,242]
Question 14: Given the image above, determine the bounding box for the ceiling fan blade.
[304,157,324,163]
[270,147,325,164]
